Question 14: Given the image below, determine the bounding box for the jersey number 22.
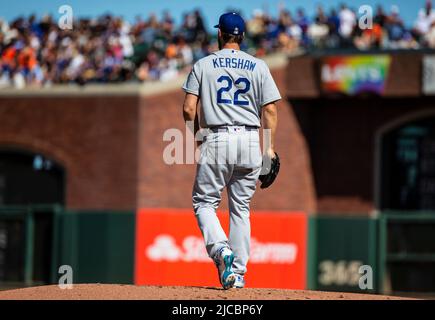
[217,76,250,106]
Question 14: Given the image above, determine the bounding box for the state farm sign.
[135,208,307,289]
[146,234,298,264]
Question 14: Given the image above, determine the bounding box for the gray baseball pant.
[192,127,262,275]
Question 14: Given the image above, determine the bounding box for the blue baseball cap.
[214,12,245,35]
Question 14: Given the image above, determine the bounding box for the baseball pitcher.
[182,12,281,289]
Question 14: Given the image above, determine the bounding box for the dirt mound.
[0,284,412,300]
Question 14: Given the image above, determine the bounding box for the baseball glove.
[259,152,280,189]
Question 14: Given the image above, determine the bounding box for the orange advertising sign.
[135,208,307,289]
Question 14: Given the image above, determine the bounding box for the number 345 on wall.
[318,260,373,290]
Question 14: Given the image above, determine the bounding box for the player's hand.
[265,147,276,159]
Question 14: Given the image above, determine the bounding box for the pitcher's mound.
[0,284,412,300]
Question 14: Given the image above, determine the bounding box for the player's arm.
[182,59,201,135]
[183,93,200,135]
[260,61,281,159]
[262,102,278,159]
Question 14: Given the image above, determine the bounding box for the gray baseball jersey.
[182,48,281,128]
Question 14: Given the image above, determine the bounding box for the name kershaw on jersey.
[212,57,257,71]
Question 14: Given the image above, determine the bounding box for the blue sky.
[0,0,427,30]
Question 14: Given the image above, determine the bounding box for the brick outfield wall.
[0,95,140,210]
[0,65,317,213]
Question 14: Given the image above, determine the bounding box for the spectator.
[374,5,387,27]
[338,4,356,43]
[307,17,329,49]
[325,9,341,48]
[315,5,329,25]
[328,8,340,34]
[415,0,435,34]
[385,6,406,45]
[247,9,266,48]
[295,8,310,46]
[424,18,435,47]
[277,12,302,53]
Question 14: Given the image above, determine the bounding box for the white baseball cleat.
[214,247,236,290]
[233,274,245,288]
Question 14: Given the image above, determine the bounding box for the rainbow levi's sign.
[321,55,391,95]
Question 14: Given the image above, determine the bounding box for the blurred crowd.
[1,1,435,88]
[0,11,210,88]
[253,0,435,53]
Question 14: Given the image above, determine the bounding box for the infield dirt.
[0,284,413,300]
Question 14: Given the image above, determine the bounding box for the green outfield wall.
[308,215,378,293]
[0,206,135,287]
[56,210,135,284]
